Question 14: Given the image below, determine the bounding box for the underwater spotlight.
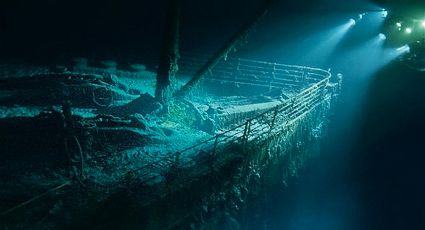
[349,18,356,26]
[397,45,411,54]
[405,27,412,34]
[381,9,388,18]
[379,33,387,40]
[400,41,425,71]
[421,20,425,28]
[396,22,402,28]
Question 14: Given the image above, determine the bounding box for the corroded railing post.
[242,120,251,152]
[268,105,279,137]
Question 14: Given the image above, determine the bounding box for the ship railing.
[128,57,333,181]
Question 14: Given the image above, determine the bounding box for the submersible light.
[421,20,425,28]
[381,9,388,18]
[349,18,356,26]
[397,45,411,53]
[405,27,413,34]
[379,33,387,40]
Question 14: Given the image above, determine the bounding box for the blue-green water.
[1,0,425,229]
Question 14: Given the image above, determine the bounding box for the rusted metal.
[155,0,182,104]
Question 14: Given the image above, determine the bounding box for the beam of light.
[381,9,388,18]
[365,34,387,55]
[405,27,413,34]
[333,35,389,81]
[248,15,363,67]
[421,20,425,28]
[322,34,392,171]
[301,19,356,67]
[369,40,409,67]
[369,34,387,50]
[396,44,411,53]
[377,45,411,68]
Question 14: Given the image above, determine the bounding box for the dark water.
[352,64,425,229]
[1,0,425,229]
[256,63,425,230]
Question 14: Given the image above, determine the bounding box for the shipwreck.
[0,0,342,229]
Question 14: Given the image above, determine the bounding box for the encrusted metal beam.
[155,0,181,104]
[175,0,274,97]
